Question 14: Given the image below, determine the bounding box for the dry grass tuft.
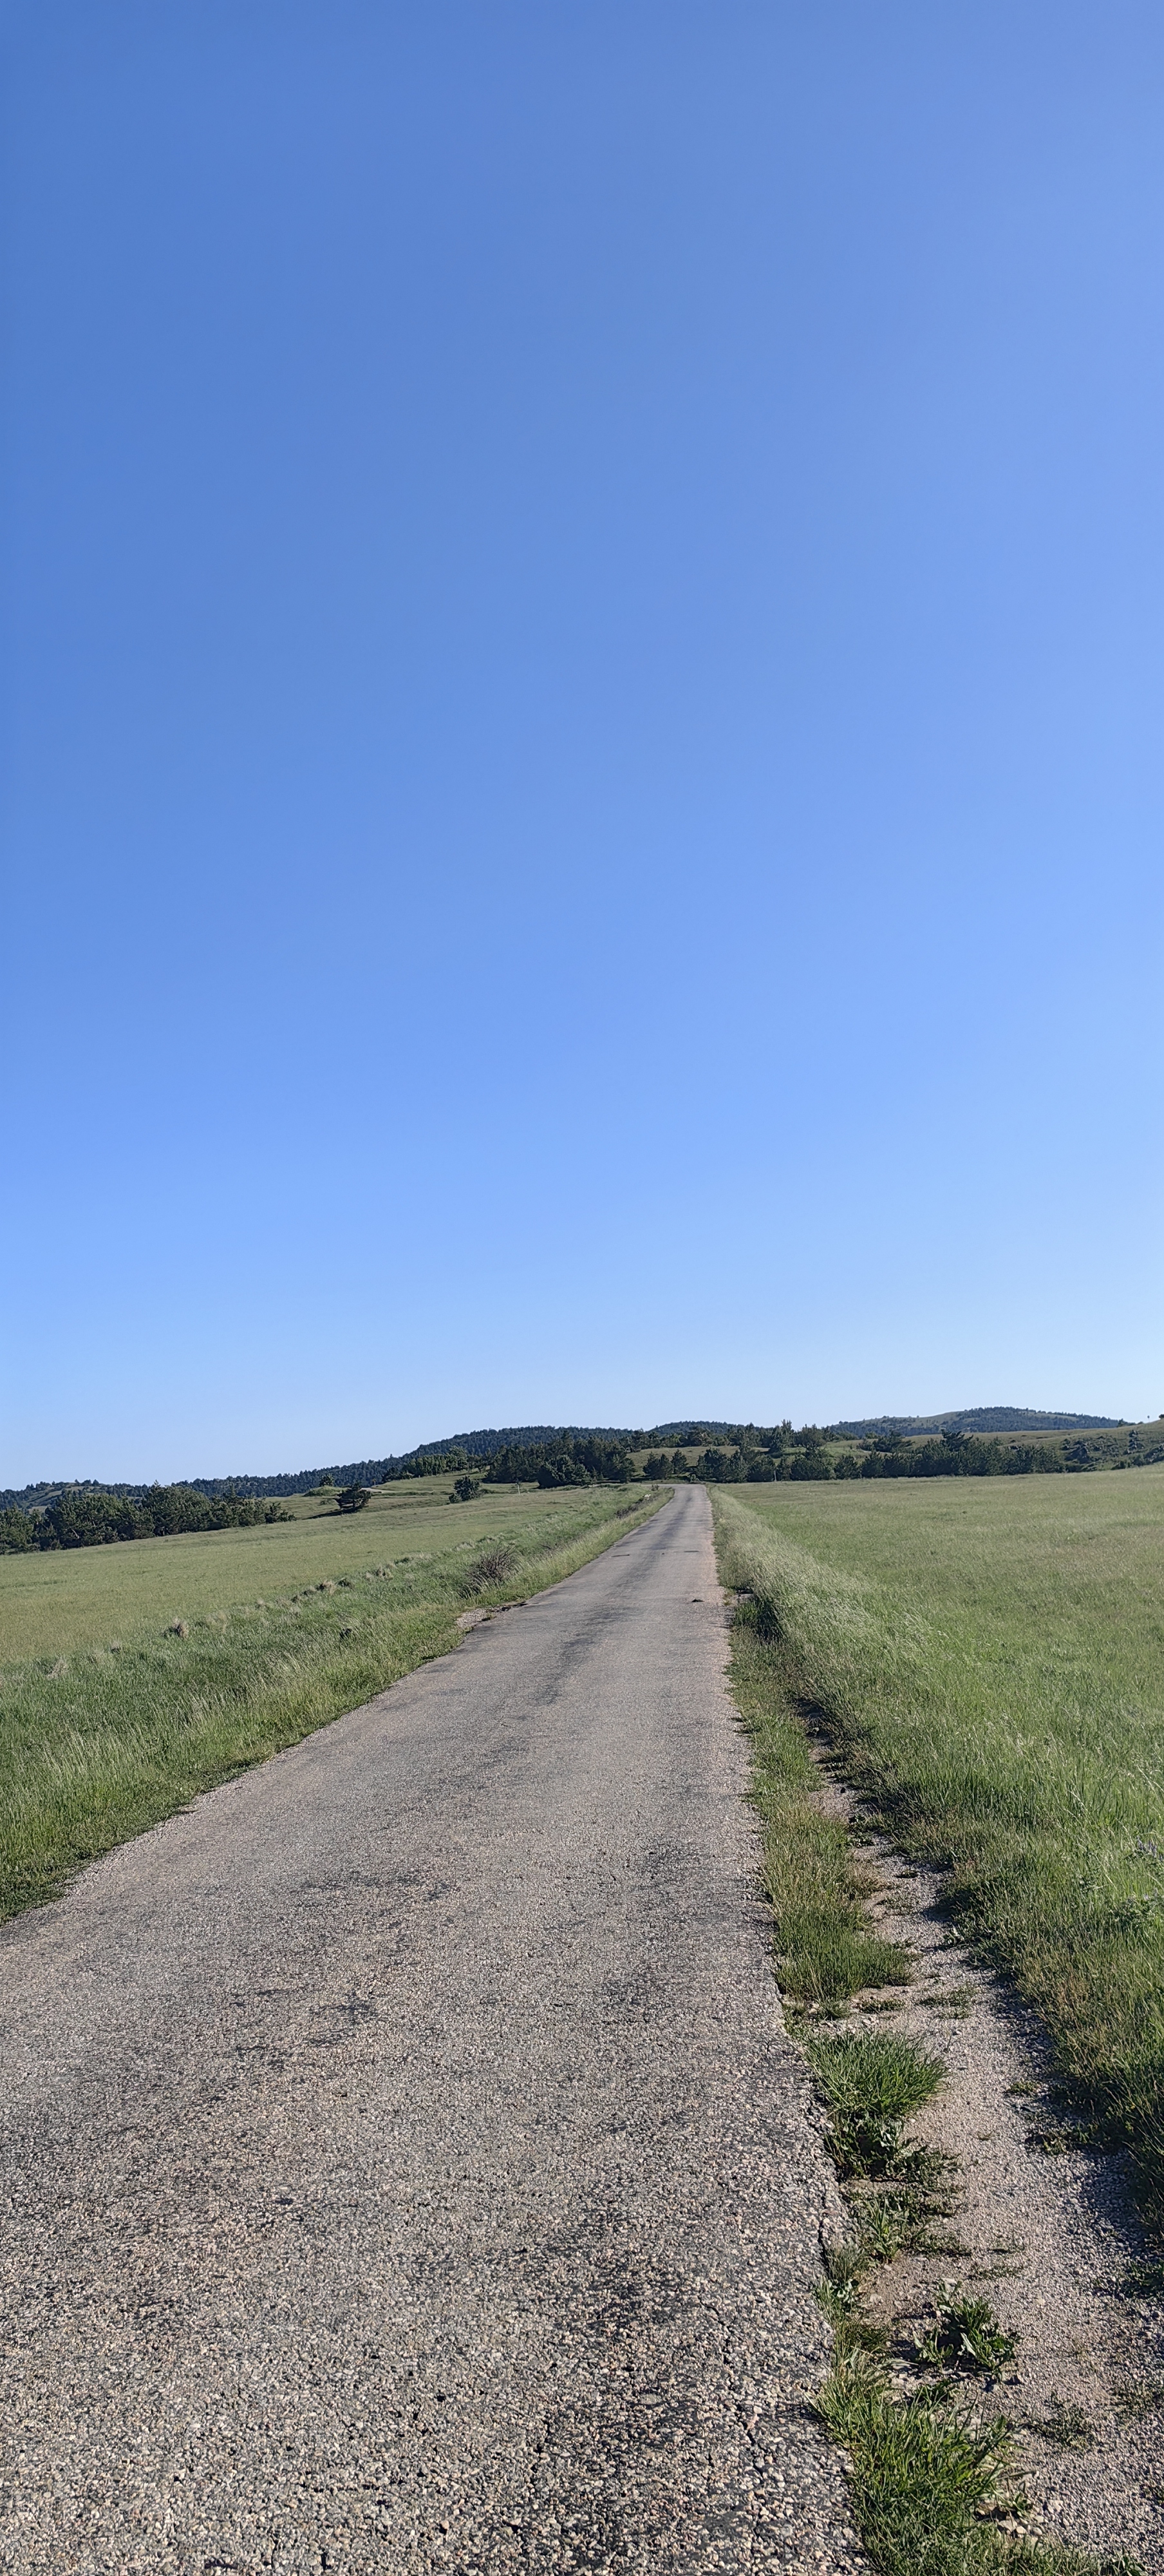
[461,1545,520,1596]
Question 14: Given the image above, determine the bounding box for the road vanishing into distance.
[0,1487,862,2576]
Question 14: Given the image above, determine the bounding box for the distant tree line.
[8,1414,1156,1555]
[409,1432,646,1473]
[393,1434,637,1488]
[0,1485,290,1553]
[644,1423,1073,1483]
[853,1429,1064,1478]
[378,1450,473,1481]
[826,1408,1122,1439]
[485,1435,635,1486]
[384,1433,639,1485]
[644,1424,829,1482]
[0,1434,642,1553]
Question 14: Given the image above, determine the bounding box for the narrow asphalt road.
[0,1487,861,2576]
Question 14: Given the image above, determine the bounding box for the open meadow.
[0,1478,661,1919]
[713,1470,1164,2230]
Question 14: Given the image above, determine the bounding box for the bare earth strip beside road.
[0,1488,861,2576]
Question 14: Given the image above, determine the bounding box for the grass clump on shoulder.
[818,2352,1006,2576]
[819,2353,1139,2576]
[460,1544,519,1596]
[726,1602,911,2005]
[915,2287,1017,2375]
[807,2029,944,2176]
[808,2036,1131,2576]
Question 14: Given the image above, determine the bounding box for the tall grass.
[0,1487,662,1918]
[713,1486,1164,2232]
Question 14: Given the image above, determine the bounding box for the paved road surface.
[0,1487,861,2575]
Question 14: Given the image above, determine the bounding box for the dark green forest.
[644,1421,1164,1483]
[0,1486,290,1555]
[5,1418,1161,1554]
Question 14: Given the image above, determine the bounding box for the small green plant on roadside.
[1025,2400,1094,2450]
[818,2181,943,2344]
[1113,2378,1164,2421]
[1117,2259,1164,2298]
[817,2244,890,2351]
[858,2186,943,2264]
[818,2352,1138,2576]
[822,2242,865,2306]
[915,2288,1017,2375]
[806,2030,944,2177]
[1023,2116,1102,2155]
[818,2286,889,2354]
[817,2350,1013,2576]
[825,2185,945,2298]
[889,2139,957,2201]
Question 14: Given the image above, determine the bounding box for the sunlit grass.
[806,2029,944,2177]
[727,1612,912,2002]
[0,1477,600,1659]
[713,1478,1164,2231]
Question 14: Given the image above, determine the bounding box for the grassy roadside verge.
[711,1490,1144,2576]
[0,1485,665,1920]
[712,1488,1164,2232]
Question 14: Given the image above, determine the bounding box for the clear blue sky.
[4,2,1162,1482]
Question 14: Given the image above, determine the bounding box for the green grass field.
[0,1479,663,1920]
[712,1471,1164,2231]
[0,1479,590,1658]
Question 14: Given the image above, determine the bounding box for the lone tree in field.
[336,1484,368,1513]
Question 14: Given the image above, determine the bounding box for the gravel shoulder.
[0,1486,863,2575]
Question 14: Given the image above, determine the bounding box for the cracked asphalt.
[0,1484,863,2575]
